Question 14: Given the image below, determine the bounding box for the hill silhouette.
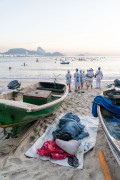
[2,47,64,56]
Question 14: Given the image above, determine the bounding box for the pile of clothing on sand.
[37,112,89,168]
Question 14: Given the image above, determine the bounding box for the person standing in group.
[79,70,85,89]
[74,68,80,91]
[85,68,94,89]
[65,70,72,92]
[95,67,103,89]
[82,70,86,88]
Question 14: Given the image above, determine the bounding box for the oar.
[98,150,112,180]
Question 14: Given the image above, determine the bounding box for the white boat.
[97,92,120,166]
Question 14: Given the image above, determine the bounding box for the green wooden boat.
[0,81,68,128]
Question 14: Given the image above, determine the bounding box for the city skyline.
[0,0,120,55]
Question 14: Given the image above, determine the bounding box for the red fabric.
[37,140,74,160]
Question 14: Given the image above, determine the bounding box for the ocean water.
[0,56,120,82]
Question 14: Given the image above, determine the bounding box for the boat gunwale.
[106,135,120,166]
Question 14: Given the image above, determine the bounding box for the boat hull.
[0,81,68,128]
[60,62,70,64]
[98,106,120,166]
[0,101,62,128]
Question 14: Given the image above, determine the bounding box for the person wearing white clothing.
[74,69,80,91]
[95,67,103,89]
[66,70,72,92]
[85,68,94,89]
[79,70,85,89]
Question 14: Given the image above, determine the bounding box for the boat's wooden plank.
[23,90,52,99]
[52,94,62,98]
[0,99,38,109]
[98,150,112,180]
[37,87,64,93]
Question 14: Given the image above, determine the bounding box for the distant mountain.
[79,52,99,56]
[45,52,63,56]
[1,47,64,56]
[4,48,39,55]
[37,47,46,55]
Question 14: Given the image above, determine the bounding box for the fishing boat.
[0,81,68,129]
[103,88,120,104]
[97,91,120,166]
[60,60,70,64]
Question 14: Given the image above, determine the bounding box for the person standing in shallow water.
[95,67,103,89]
[65,70,72,92]
[74,68,80,91]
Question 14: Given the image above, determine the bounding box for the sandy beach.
[0,79,119,180]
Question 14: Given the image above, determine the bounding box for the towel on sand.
[25,114,99,169]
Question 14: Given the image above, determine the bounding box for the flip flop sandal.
[68,156,79,168]
[72,156,79,168]
[68,156,73,167]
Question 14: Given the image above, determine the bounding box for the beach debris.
[30,135,36,141]
[107,84,113,89]
[84,142,90,152]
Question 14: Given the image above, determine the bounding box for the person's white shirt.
[74,72,80,83]
[86,69,94,80]
[66,72,71,84]
[95,70,103,79]
[95,68,103,88]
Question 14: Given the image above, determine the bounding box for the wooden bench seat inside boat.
[0,99,38,111]
[23,90,52,105]
[37,87,64,93]
[51,94,62,98]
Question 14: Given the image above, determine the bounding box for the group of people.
[65,67,103,92]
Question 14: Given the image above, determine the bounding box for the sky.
[0,0,120,55]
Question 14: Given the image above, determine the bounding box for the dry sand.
[0,79,119,180]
